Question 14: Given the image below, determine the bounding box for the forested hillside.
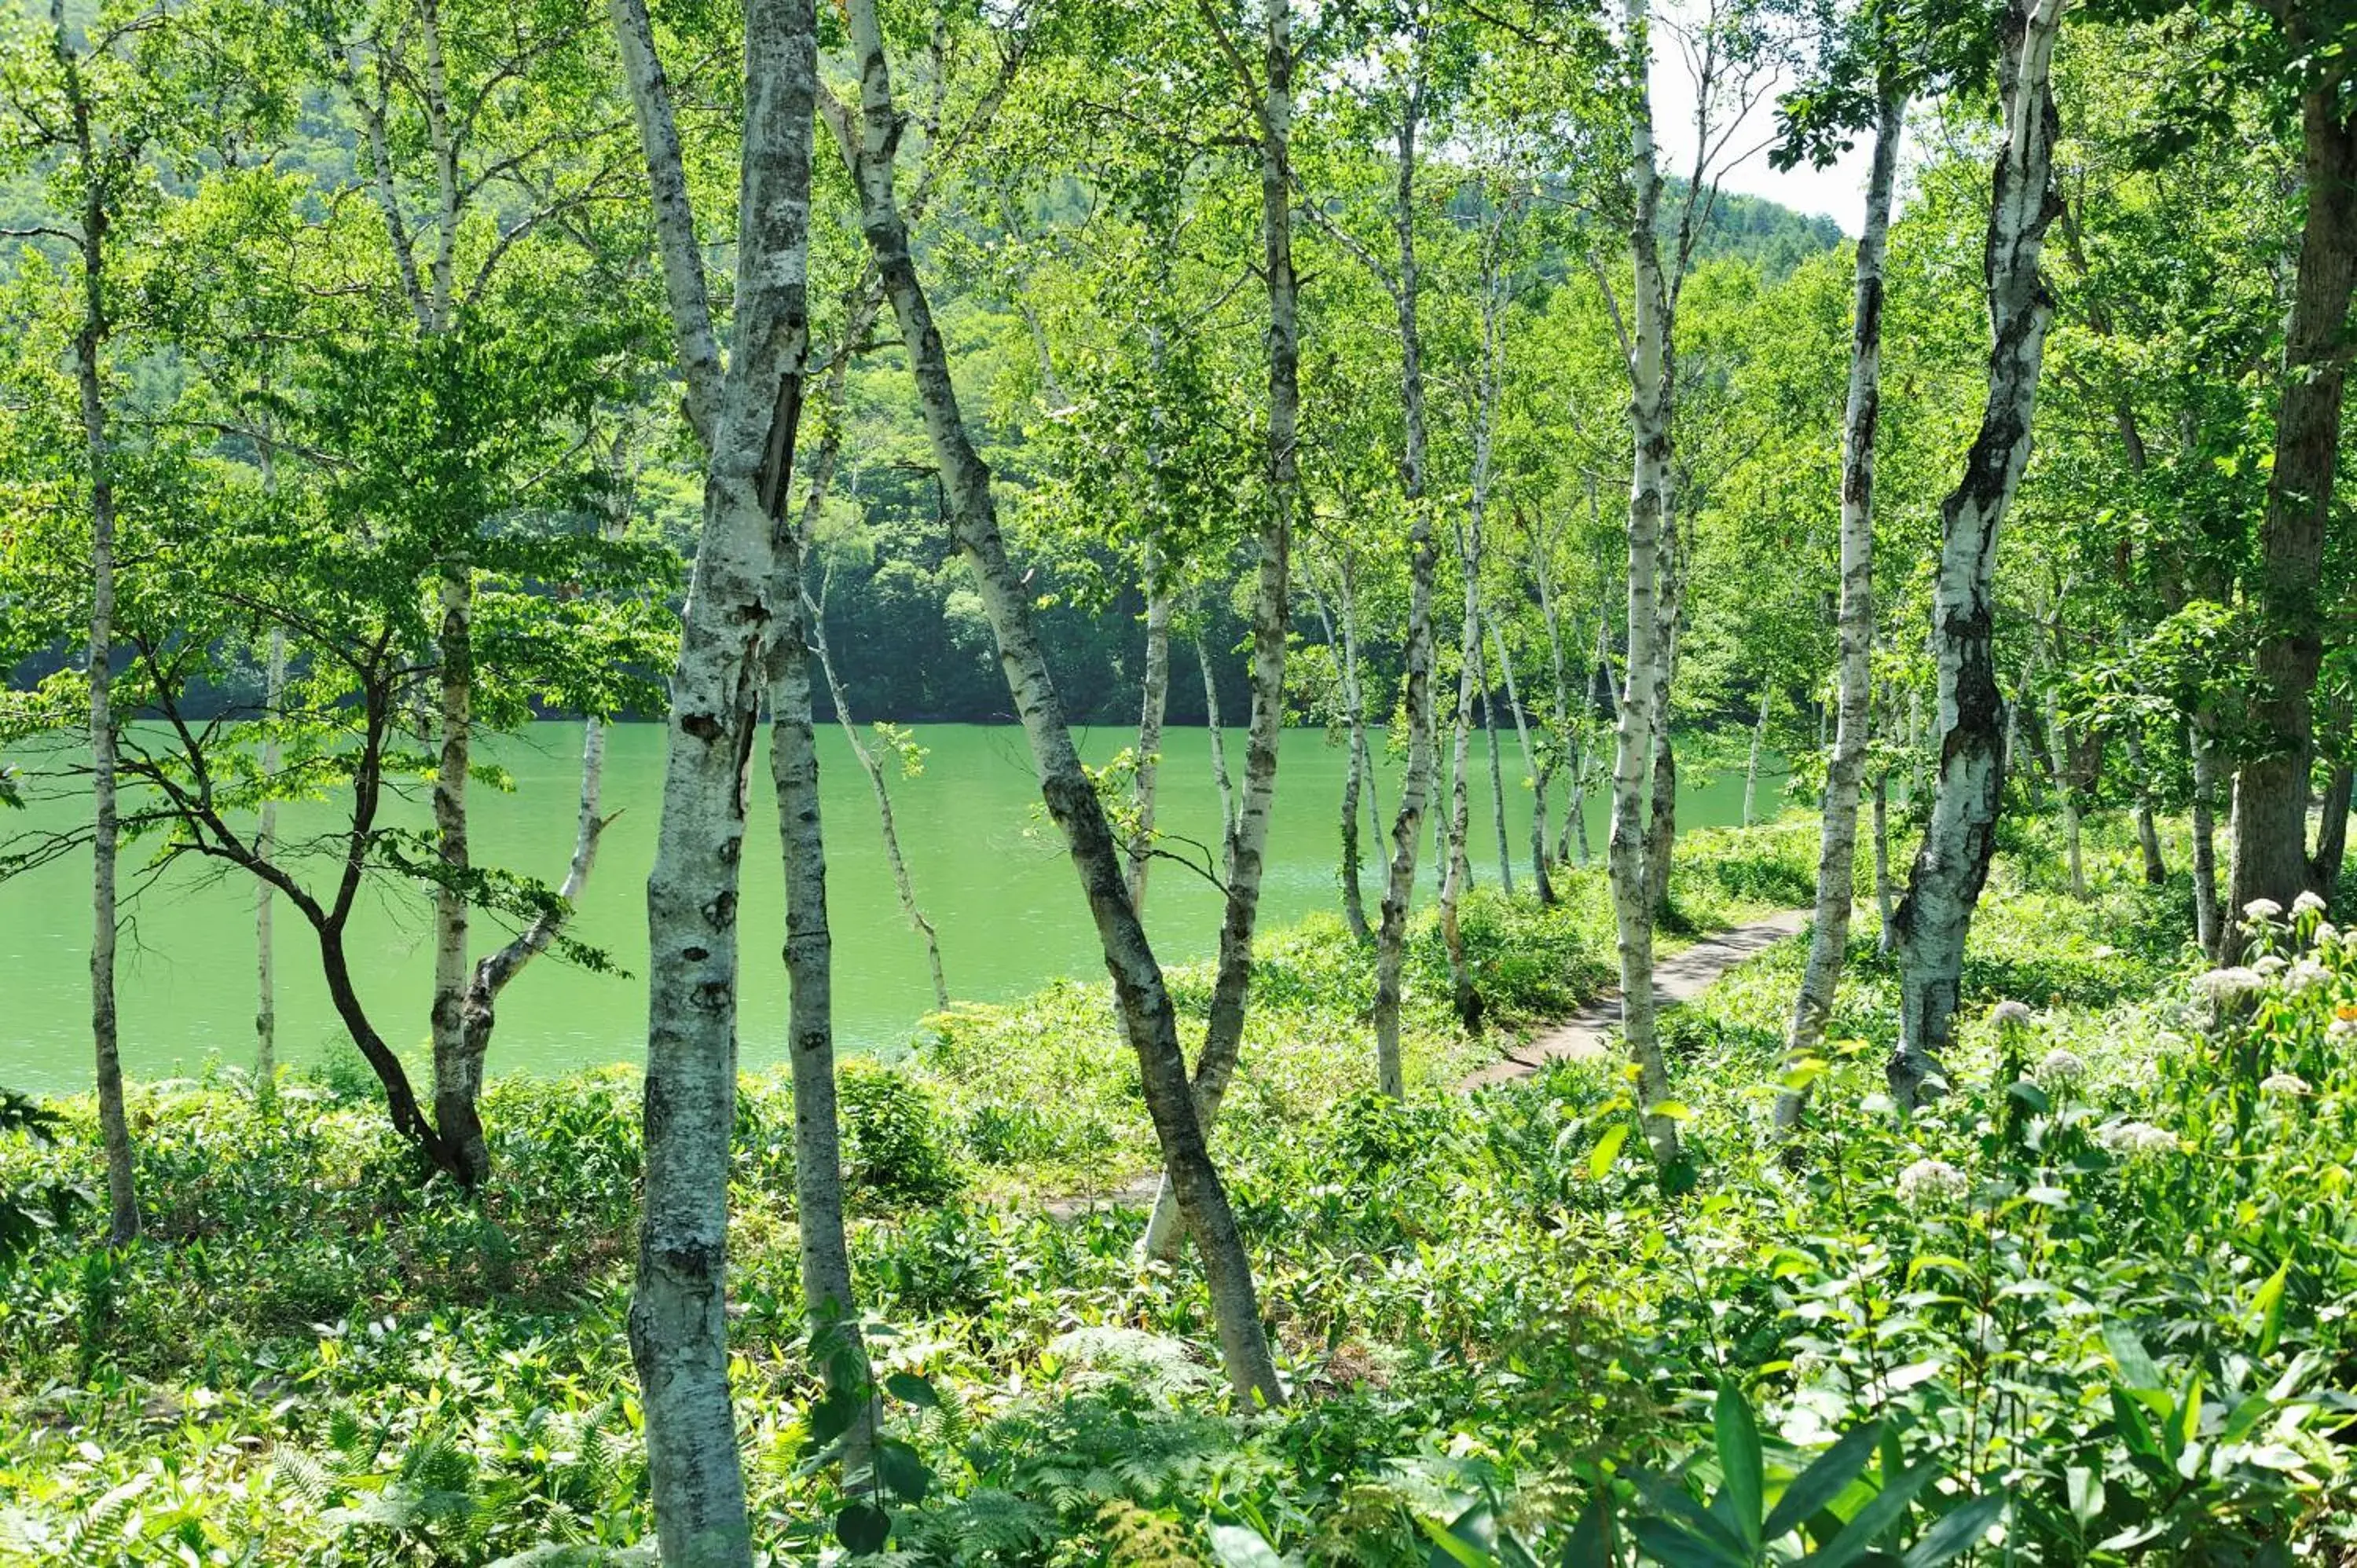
[3,0,2355,1563]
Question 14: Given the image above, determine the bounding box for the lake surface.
[2,722,1777,1093]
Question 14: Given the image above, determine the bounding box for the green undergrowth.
[7,816,2354,1564]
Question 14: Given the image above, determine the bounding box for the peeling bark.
[1888,0,2064,1108]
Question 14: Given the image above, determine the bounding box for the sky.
[1645,13,1878,236]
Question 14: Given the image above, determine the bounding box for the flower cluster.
[2295,890,2329,918]
[2097,1120,2179,1158]
[1897,1157,1970,1207]
[2287,958,2331,994]
[1989,999,2036,1031]
[2033,1048,2088,1090]
[2194,966,2267,1005]
[2254,954,2289,978]
[2260,1072,2311,1097]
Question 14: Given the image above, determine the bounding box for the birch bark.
[1128,551,1173,914]
[1888,0,2065,1108]
[611,0,821,1551]
[1439,519,1483,1028]
[1777,85,1902,1136]
[1490,616,1551,904]
[823,0,1281,1403]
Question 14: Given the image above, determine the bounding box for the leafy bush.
[839,1057,963,1205]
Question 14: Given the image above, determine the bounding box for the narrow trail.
[1042,907,1810,1219]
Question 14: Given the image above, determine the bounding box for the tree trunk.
[54,21,139,1246]
[1490,616,1552,904]
[2044,679,2085,898]
[1642,521,1682,918]
[1888,0,2063,1108]
[822,0,1281,1404]
[1139,0,1299,1266]
[429,560,485,1185]
[1128,551,1173,914]
[1610,0,1680,1167]
[1482,666,1513,894]
[2227,63,2357,922]
[1372,86,1440,1102]
[1197,636,1236,848]
[1774,82,1903,1138]
[256,622,284,1090]
[1439,522,1483,1031]
[1743,685,1771,828]
[1327,567,1373,943]
[2190,716,2223,958]
[2124,718,2166,885]
[766,533,874,1482]
[1874,772,1897,951]
[611,0,819,1551]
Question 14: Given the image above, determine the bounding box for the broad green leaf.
[1590,1123,1632,1180]
[1800,1461,1938,1568]
[1764,1423,1883,1543]
[2254,1262,2289,1354]
[1898,1493,2004,1567]
[2102,1324,2163,1390]
[875,1438,929,1503]
[1628,1517,1747,1568]
[834,1502,890,1555]
[1560,1487,1615,1568]
[884,1372,940,1408]
[1713,1383,1764,1550]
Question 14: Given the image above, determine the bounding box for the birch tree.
[1886,0,2067,1108]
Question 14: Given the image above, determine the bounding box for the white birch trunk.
[1490,615,1551,903]
[256,625,284,1089]
[1776,84,1902,1136]
[1198,636,1236,849]
[612,0,819,1551]
[1888,0,2066,1108]
[1127,550,1172,914]
[2191,716,2223,958]
[1439,521,1483,1028]
[1609,0,1680,1165]
[1743,685,1770,828]
[823,0,1281,1403]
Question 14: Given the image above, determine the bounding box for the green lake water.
[2,721,1779,1094]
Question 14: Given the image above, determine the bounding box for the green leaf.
[2254,1262,2289,1355]
[1422,1502,1499,1567]
[884,1372,940,1408]
[1590,1123,1632,1180]
[1799,1462,1938,1568]
[1764,1423,1883,1543]
[1628,1517,1747,1568]
[1209,1523,1288,1568]
[875,1438,929,1503]
[2102,1323,2163,1390]
[834,1502,890,1555]
[2065,1466,2105,1526]
[2110,1388,2161,1462]
[1713,1383,1764,1551]
[1560,1487,1615,1568]
[808,1390,861,1446]
[1898,1493,2004,1567]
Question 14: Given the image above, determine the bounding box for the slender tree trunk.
[1643,521,1682,918]
[2124,719,2166,885]
[429,561,486,1185]
[612,0,820,1550]
[256,623,284,1090]
[1372,85,1439,1101]
[1491,616,1552,904]
[1198,636,1236,847]
[1482,664,1513,894]
[2044,679,2085,898]
[1439,523,1483,1030]
[1773,86,1904,1138]
[2310,763,2352,900]
[2190,716,2223,958]
[1139,0,1298,1265]
[1889,0,2064,1108]
[1875,773,1898,946]
[2228,64,2357,921]
[1128,551,1173,914]
[822,0,1281,1403]
[56,27,138,1245]
[1329,568,1373,943]
[1743,685,1771,827]
[1611,0,1680,1165]
[766,533,873,1482]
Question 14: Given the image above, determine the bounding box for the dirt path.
[1456,908,1809,1090]
[1042,909,1810,1218]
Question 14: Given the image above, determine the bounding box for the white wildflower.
[1989,999,2036,1030]
[2260,1072,2311,1097]
[2287,958,2330,993]
[2245,897,2286,922]
[2195,966,2266,1002]
[2033,1048,2088,1089]
[2253,954,2289,977]
[2097,1120,2179,1157]
[1897,1157,1970,1207]
[2295,890,2329,917]
[2331,1016,2357,1042]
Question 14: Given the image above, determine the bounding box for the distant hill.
[1672,181,1846,278]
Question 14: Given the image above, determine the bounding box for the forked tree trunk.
[1888,0,2064,1108]
[1779,86,1904,1136]
[1609,0,1680,1167]
[1372,85,1440,1102]
[612,0,821,1552]
[2227,59,2357,921]
[824,0,1281,1404]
